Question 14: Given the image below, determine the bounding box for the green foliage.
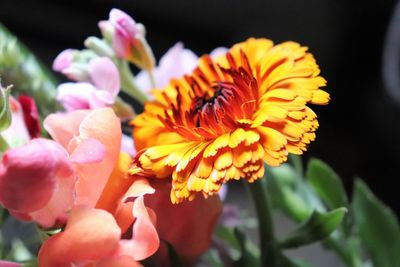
[0,83,12,132]
[265,157,400,267]
[232,227,260,267]
[306,158,348,209]
[279,208,347,249]
[0,23,60,116]
[353,179,400,267]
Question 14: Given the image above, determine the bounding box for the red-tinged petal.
[17,95,41,138]
[97,256,143,267]
[144,180,222,263]
[44,110,90,148]
[69,138,106,164]
[117,196,159,261]
[89,57,120,97]
[72,108,122,207]
[0,138,73,213]
[38,207,121,267]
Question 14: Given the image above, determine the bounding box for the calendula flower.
[131,38,329,203]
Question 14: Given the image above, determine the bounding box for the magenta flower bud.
[101,8,155,70]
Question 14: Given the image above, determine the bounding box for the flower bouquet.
[1,8,400,267]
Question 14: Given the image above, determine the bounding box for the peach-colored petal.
[69,138,106,164]
[71,108,122,207]
[117,196,159,261]
[44,110,90,148]
[95,152,133,213]
[0,139,73,214]
[38,207,121,267]
[145,180,222,264]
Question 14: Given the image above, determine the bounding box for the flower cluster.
[0,7,328,267]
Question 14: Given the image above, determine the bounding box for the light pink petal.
[72,108,122,207]
[52,49,76,72]
[69,138,106,164]
[210,46,228,58]
[117,196,159,261]
[89,90,115,109]
[135,42,198,93]
[56,82,95,111]
[121,134,136,155]
[0,139,73,214]
[44,109,90,149]
[89,57,120,96]
[109,8,139,38]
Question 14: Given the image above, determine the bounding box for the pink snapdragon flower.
[135,42,228,95]
[99,8,155,70]
[56,57,120,111]
[1,108,160,265]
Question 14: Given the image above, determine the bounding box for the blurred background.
[1,0,399,266]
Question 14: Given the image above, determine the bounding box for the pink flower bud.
[52,49,76,72]
[102,8,155,70]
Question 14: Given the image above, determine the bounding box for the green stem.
[247,179,276,267]
[119,61,148,105]
[148,69,156,89]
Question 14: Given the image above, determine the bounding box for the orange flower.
[131,38,329,203]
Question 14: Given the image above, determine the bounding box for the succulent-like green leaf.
[279,208,347,249]
[306,158,348,209]
[353,179,400,267]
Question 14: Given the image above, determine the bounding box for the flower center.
[190,83,235,127]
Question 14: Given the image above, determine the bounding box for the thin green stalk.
[119,61,148,105]
[247,179,277,267]
[148,69,156,89]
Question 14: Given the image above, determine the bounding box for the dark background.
[1,0,399,214]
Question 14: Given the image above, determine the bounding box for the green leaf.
[306,158,348,209]
[0,83,12,132]
[232,227,260,267]
[353,179,400,267]
[275,251,313,267]
[266,164,316,222]
[279,208,347,249]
